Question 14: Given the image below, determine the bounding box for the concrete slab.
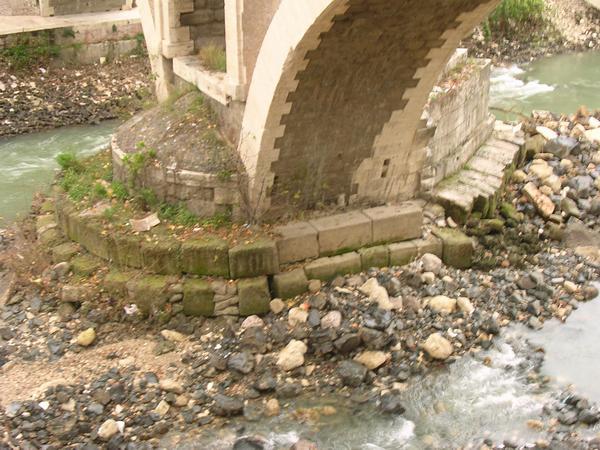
[310,211,372,256]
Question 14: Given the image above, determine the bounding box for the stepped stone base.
[432,121,525,224]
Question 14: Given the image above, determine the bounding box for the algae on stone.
[183,279,215,317]
[181,238,229,277]
[238,277,271,316]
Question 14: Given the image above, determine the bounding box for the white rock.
[589,117,600,129]
[422,333,453,360]
[154,400,170,417]
[512,169,527,183]
[265,398,280,417]
[288,307,308,327]
[269,298,285,314]
[529,161,553,180]
[321,311,342,329]
[354,351,389,370]
[159,379,184,394]
[76,328,96,347]
[523,182,555,218]
[371,285,394,310]
[160,329,186,342]
[428,296,456,315]
[585,128,600,144]
[421,253,442,274]
[543,175,562,194]
[277,340,307,371]
[560,159,574,171]
[536,126,558,141]
[359,278,379,296]
[457,297,474,315]
[421,272,436,285]
[241,315,264,330]
[563,281,578,294]
[98,419,120,441]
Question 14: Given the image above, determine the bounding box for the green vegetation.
[199,44,227,72]
[483,0,545,38]
[122,142,157,185]
[1,40,61,69]
[56,152,84,172]
[57,152,112,203]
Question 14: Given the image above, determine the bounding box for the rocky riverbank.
[0,55,153,137]
[3,109,600,447]
[464,0,600,64]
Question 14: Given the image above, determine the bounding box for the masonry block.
[310,211,372,256]
[359,246,390,269]
[79,220,113,260]
[414,235,443,258]
[432,228,473,269]
[238,277,271,316]
[52,242,80,263]
[274,221,319,265]
[304,252,362,281]
[363,203,423,244]
[183,279,215,317]
[126,276,170,317]
[71,254,103,277]
[141,239,181,274]
[388,241,418,266]
[272,268,308,299]
[113,234,143,269]
[39,229,62,247]
[181,238,229,277]
[104,271,131,297]
[229,240,279,278]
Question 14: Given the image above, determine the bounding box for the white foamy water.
[490,65,555,103]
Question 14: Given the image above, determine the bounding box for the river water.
[0,121,118,225]
[0,52,599,448]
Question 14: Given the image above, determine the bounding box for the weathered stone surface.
[421,253,442,274]
[104,272,130,297]
[310,211,372,255]
[432,228,473,269]
[359,245,389,269]
[523,182,555,218]
[388,241,418,266]
[414,236,443,258]
[362,203,423,244]
[126,276,170,317]
[183,279,214,317]
[71,254,102,276]
[181,238,229,277]
[354,351,388,370]
[112,234,143,268]
[141,238,181,275]
[304,252,361,281]
[39,228,62,247]
[337,360,368,387]
[428,295,456,315]
[238,277,271,316]
[229,240,279,278]
[272,269,308,299]
[76,328,96,347]
[274,221,319,264]
[51,242,80,263]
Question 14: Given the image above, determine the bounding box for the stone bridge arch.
[239,0,500,217]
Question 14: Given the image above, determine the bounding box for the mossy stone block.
[141,239,181,274]
[183,279,215,317]
[36,214,56,233]
[229,240,279,279]
[432,228,474,269]
[181,238,229,277]
[238,277,271,316]
[79,220,112,260]
[113,234,143,268]
[272,268,308,299]
[359,245,389,269]
[104,271,131,297]
[40,199,55,214]
[52,242,80,263]
[39,228,63,247]
[126,275,170,317]
[71,254,103,276]
[388,241,418,266]
[304,253,362,281]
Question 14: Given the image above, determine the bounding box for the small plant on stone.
[158,203,199,227]
[199,44,227,72]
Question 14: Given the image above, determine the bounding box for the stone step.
[432,122,524,223]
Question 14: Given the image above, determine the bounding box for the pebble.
[76,328,96,347]
[422,333,453,360]
[269,298,286,314]
[98,419,120,441]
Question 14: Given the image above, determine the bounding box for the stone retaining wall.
[421,59,495,193]
[111,136,240,219]
[180,0,225,51]
[44,0,131,16]
[0,0,39,15]
[41,193,474,319]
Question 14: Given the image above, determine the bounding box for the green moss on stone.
[141,239,181,274]
[272,269,308,299]
[104,271,131,297]
[432,228,474,269]
[126,275,170,317]
[359,245,390,269]
[113,234,143,268]
[229,240,279,278]
[181,238,229,277]
[39,228,63,247]
[71,254,103,276]
[183,279,214,317]
[238,277,271,316]
[51,242,80,263]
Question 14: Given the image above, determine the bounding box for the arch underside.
[242,0,499,217]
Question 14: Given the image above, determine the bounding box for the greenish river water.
[0,121,118,225]
[490,51,600,119]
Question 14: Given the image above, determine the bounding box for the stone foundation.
[180,0,225,51]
